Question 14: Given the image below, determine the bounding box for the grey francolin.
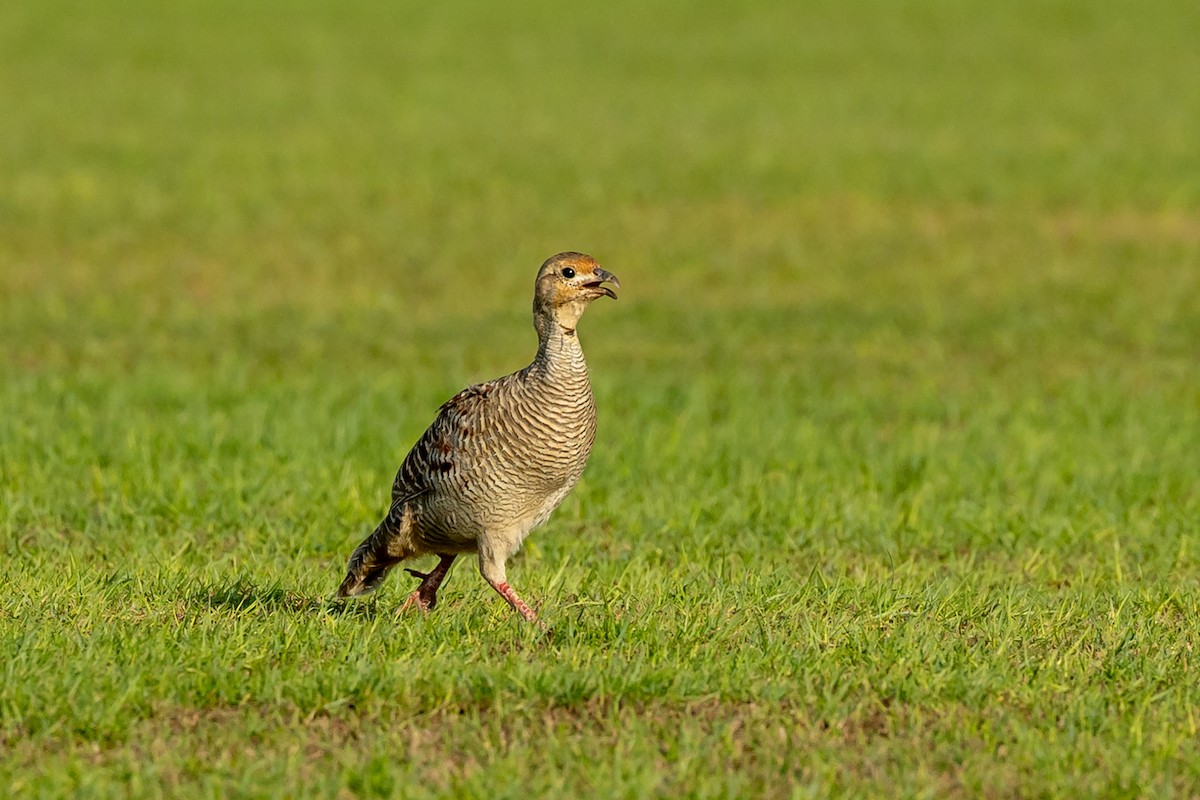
[336,252,619,628]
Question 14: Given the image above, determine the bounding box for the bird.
[336,252,619,628]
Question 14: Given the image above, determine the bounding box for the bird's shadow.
[187,577,384,620]
[186,578,574,643]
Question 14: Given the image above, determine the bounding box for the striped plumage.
[336,252,619,627]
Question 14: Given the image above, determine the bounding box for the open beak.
[585,268,621,300]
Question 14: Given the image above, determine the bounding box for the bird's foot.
[399,588,436,613]
[397,555,455,614]
[488,580,549,632]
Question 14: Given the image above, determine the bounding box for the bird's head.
[533,251,620,330]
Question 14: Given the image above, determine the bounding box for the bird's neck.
[531,310,588,379]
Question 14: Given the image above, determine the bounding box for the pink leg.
[487,579,547,631]
[400,554,456,612]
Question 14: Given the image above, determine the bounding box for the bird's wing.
[389,379,500,504]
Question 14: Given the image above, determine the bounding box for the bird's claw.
[399,590,435,613]
[405,568,431,581]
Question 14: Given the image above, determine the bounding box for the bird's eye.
[561,267,575,279]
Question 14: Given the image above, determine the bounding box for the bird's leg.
[485,578,548,632]
[399,554,456,612]
[479,548,548,631]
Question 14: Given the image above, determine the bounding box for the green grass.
[3,0,1200,796]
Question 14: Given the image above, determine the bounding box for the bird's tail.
[336,503,418,598]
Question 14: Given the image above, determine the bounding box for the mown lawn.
[2,0,1199,797]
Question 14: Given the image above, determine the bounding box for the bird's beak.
[587,268,620,300]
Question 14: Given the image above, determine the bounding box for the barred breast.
[394,331,597,554]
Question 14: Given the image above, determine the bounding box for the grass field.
[3,0,1200,796]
